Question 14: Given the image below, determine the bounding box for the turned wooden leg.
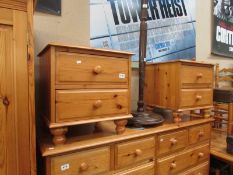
[114,119,127,134]
[50,127,68,146]
[173,112,182,123]
[200,109,211,118]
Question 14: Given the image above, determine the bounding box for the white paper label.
[76,60,82,64]
[143,4,148,8]
[61,164,70,171]
[119,73,126,79]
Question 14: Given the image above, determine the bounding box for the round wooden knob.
[170,138,178,145]
[80,162,89,171]
[196,95,202,101]
[170,162,176,169]
[197,73,203,78]
[198,131,204,137]
[2,97,10,106]
[198,152,204,158]
[93,65,102,74]
[93,100,102,109]
[135,149,142,156]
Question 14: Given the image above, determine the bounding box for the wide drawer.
[179,162,209,175]
[114,162,154,175]
[180,89,213,109]
[51,147,110,175]
[115,137,155,169]
[158,129,188,155]
[157,144,209,175]
[189,123,211,145]
[56,89,129,122]
[56,52,129,84]
[181,64,213,88]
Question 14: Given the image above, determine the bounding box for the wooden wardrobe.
[0,0,35,175]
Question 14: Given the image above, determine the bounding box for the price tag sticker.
[61,164,70,172]
[76,60,82,64]
[143,4,148,8]
[119,73,126,79]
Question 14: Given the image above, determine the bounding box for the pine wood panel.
[189,123,211,145]
[13,9,30,175]
[180,89,213,109]
[27,0,36,174]
[179,162,209,175]
[0,0,27,11]
[157,144,209,175]
[144,65,155,105]
[114,162,154,175]
[56,52,129,84]
[158,129,188,155]
[0,7,13,25]
[56,89,129,122]
[115,137,155,169]
[0,24,17,175]
[154,62,180,109]
[51,147,110,175]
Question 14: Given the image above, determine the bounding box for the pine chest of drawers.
[40,119,212,175]
[145,60,214,121]
[38,43,133,145]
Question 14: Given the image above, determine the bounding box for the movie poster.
[90,0,196,62]
[213,0,233,57]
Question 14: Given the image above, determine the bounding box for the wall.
[196,0,233,68]
[34,0,90,56]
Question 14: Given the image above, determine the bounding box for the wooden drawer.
[180,89,213,108]
[158,129,188,155]
[56,52,129,84]
[181,65,213,88]
[157,144,209,175]
[115,137,155,169]
[179,162,209,175]
[114,162,154,175]
[56,89,129,122]
[51,147,110,175]
[189,124,211,145]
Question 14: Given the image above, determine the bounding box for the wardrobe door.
[0,8,30,175]
[0,23,17,175]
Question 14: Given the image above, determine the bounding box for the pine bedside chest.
[38,43,133,145]
[145,60,214,122]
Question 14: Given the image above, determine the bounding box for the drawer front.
[157,144,209,175]
[189,124,211,145]
[56,89,129,122]
[158,129,188,155]
[180,89,213,108]
[115,137,155,169]
[51,147,110,175]
[181,65,213,88]
[179,162,209,175]
[115,162,154,175]
[56,52,129,84]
